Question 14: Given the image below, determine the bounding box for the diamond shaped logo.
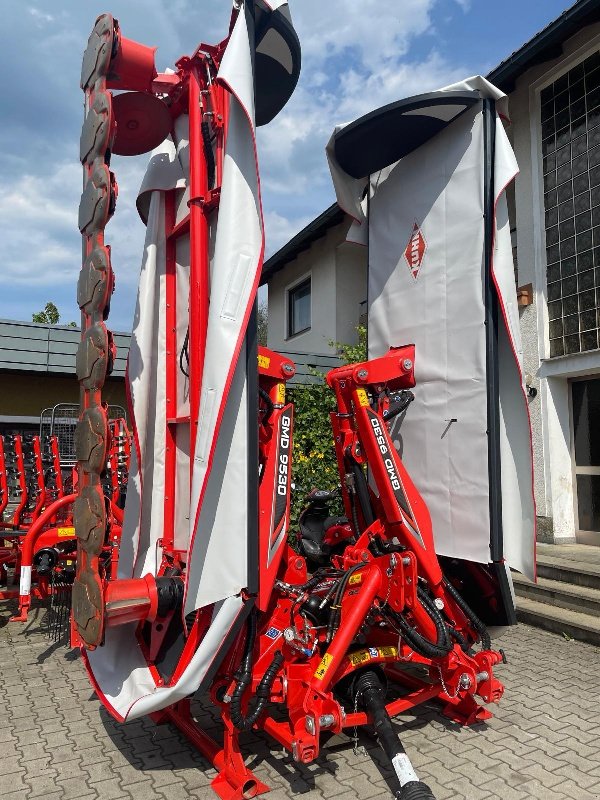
[403,222,427,280]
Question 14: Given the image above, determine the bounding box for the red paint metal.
[10,493,77,622]
[187,68,210,466]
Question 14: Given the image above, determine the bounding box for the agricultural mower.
[0,410,130,632]
[0,430,73,606]
[70,3,515,799]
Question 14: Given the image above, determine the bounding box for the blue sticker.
[368,647,378,658]
[265,627,281,640]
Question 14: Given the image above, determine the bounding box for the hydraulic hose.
[351,457,375,528]
[230,613,284,732]
[382,390,414,422]
[353,670,436,800]
[443,577,491,650]
[349,490,362,539]
[417,588,451,651]
[326,562,364,643]
[230,613,256,730]
[179,327,190,377]
[447,626,471,653]
[259,388,275,423]
[388,587,452,660]
[201,120,216,188]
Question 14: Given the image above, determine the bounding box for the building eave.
[487,0,600,93]
[0,319,130,378]
[261,203,345,285]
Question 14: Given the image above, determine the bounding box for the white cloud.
[264,210,314,257]
[0,163,79,285]
[257,38,469,204]
[0,156,149,328]
[2,0,477,327]
[28,7,54,25]
[292,0,435,65]
[336,52,468,119]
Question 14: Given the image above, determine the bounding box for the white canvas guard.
[84,1,293,720]
[327,78,535,580]
[185,6,264,615]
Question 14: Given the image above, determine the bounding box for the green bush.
[288,326,366,527]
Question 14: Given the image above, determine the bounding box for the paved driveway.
[1,603,599,800]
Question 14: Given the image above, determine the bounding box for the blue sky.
[0,0,576,330]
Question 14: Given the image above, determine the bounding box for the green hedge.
[287,326,366,526]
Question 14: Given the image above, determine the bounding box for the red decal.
[403,222,426,280]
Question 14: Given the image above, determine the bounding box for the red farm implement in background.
[0,407,131,635]
[0,431,74,608]
[69,4,514,800]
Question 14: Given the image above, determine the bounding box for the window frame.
[286,274,312,339]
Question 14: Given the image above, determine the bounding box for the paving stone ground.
[1,601,599,800]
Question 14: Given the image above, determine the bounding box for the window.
[541,50,600,357]
[287,277,311,337]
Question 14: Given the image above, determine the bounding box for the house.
[261,0,600,550]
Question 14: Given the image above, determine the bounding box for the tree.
[257,302,268,347]
[32,302,60,325]
[32,302,77,327]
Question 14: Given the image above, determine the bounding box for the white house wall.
[267,222,348,355]
[510,21,600,543]
[335,241,367,347]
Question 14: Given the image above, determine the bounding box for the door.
[572,378,600,545]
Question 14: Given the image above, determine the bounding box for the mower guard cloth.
[254,0,301,126]
[85,597,243,721]
[326,75,509,245]
[84,2,295,720]
[332,90,480,180]
[122,7,262,609]
[327,76,535,583]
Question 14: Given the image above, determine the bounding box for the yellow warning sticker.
[348,646,398,667]
[348,650,371,667]
[276,383,286,404]
[355,388,370,407]
[57,527,75,538]
[258,354,271,370]
[348,572,362,586]
[314,653,333,680]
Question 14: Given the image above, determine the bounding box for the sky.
[0,0,577,331]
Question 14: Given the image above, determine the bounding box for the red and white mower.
[70,4,520,799]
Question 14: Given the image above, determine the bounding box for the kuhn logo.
[403,222,426,280]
